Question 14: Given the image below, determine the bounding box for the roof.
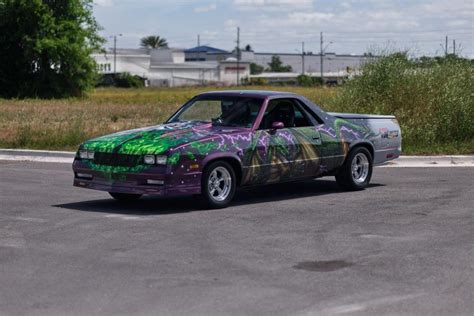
[185,45,229,54]
[197,90,298,98]
[250,71,353,78]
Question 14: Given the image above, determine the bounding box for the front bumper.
[73,160,201,196]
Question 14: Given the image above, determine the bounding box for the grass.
[0,86,339,151]
[1,54,473,155]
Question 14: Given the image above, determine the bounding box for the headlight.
[143,155,167,165]
[144,155,156,165]
[155,155,167,165]
[79,150,95,160]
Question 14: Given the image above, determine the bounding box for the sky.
[93,0,473,58]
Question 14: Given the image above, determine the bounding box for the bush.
[332,53,474,153]
[297,75,323,87]
[97,73,145,88]
[241,77,268,86]
[296,75,313,86]
[115,73,145,88]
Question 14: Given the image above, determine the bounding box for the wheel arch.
[201,154,243,186]
[349,141,375,161]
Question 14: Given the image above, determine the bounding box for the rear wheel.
[201,161,236,209]
[109,192,142,202]
[336,147,373,190]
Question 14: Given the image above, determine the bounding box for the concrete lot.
[0,161,473,315]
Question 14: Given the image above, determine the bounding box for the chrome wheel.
[207,166,232,202]
[351,153,370,184]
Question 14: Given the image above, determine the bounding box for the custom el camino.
[73,90,401,208]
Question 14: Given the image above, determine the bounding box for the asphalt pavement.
[0,161,473,315]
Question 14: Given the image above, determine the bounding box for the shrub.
[332,53,474,153]
[97,73,145,88]
[296,75,313,86]
[241,77,268,86]
[115,73,145,88]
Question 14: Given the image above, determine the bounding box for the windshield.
[170,96,264,128]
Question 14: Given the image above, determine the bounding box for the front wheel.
[201,161,236,209]
[335,147,373,190]
[109,192,142,202]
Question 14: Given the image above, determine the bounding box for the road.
[0,161,473,315]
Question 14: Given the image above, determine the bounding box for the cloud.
[233,0,313,10]
[94,0,113,6]
[194,3,217,13]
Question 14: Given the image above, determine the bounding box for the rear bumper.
[373,147,401,165]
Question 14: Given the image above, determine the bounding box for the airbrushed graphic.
[73,90,401,197]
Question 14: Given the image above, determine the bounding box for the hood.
[81,121,242,155]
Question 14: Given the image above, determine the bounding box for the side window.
[294,99,324,125]
[292,101,312,127]
[258,98,313,129]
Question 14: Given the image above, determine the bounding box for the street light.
[319,31,333,83]
[109,34,122,73]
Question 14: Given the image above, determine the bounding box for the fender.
[201,152,243,172]
[348,140,375,159]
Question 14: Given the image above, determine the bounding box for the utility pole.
[320,32,324,84]
[197,34,200,60]
[301,42,305,75]
[453,39,456,56]
[196,34,204,86]
[111,34,122,73]
[236,27,240,86]
[113,35,117,73]
[445,35,448,56]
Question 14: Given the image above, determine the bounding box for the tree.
[0,0,104,98]
[250,63,264,75]
[266,55,293,72]
[244,44,252,52]
[140,35,168,49]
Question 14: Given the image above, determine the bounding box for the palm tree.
[140,35,168,49]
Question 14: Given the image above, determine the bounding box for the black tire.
[200,161,236,209]
[109,192,142,202]
[335,147,373,191]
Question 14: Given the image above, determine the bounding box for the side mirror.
[272,121,285,130]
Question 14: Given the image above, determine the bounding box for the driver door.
[251,98,323,184]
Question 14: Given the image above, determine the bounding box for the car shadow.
[54,179,384,216]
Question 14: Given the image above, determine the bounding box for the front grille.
[93,152,142,167]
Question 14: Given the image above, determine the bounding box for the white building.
[184,46,375,75]
[92,48,250,87]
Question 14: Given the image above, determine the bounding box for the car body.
[73,90,401,207]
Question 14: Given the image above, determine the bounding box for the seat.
[263,101,295,129]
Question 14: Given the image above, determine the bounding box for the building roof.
[250,70,354,78]
[185,45,229,54]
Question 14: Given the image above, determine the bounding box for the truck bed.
[328,112,396,120]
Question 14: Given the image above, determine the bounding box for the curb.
[0,149,75,164]
[0,149,75,158]
[1,149,473,167]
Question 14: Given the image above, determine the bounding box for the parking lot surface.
[0,161,473,315]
